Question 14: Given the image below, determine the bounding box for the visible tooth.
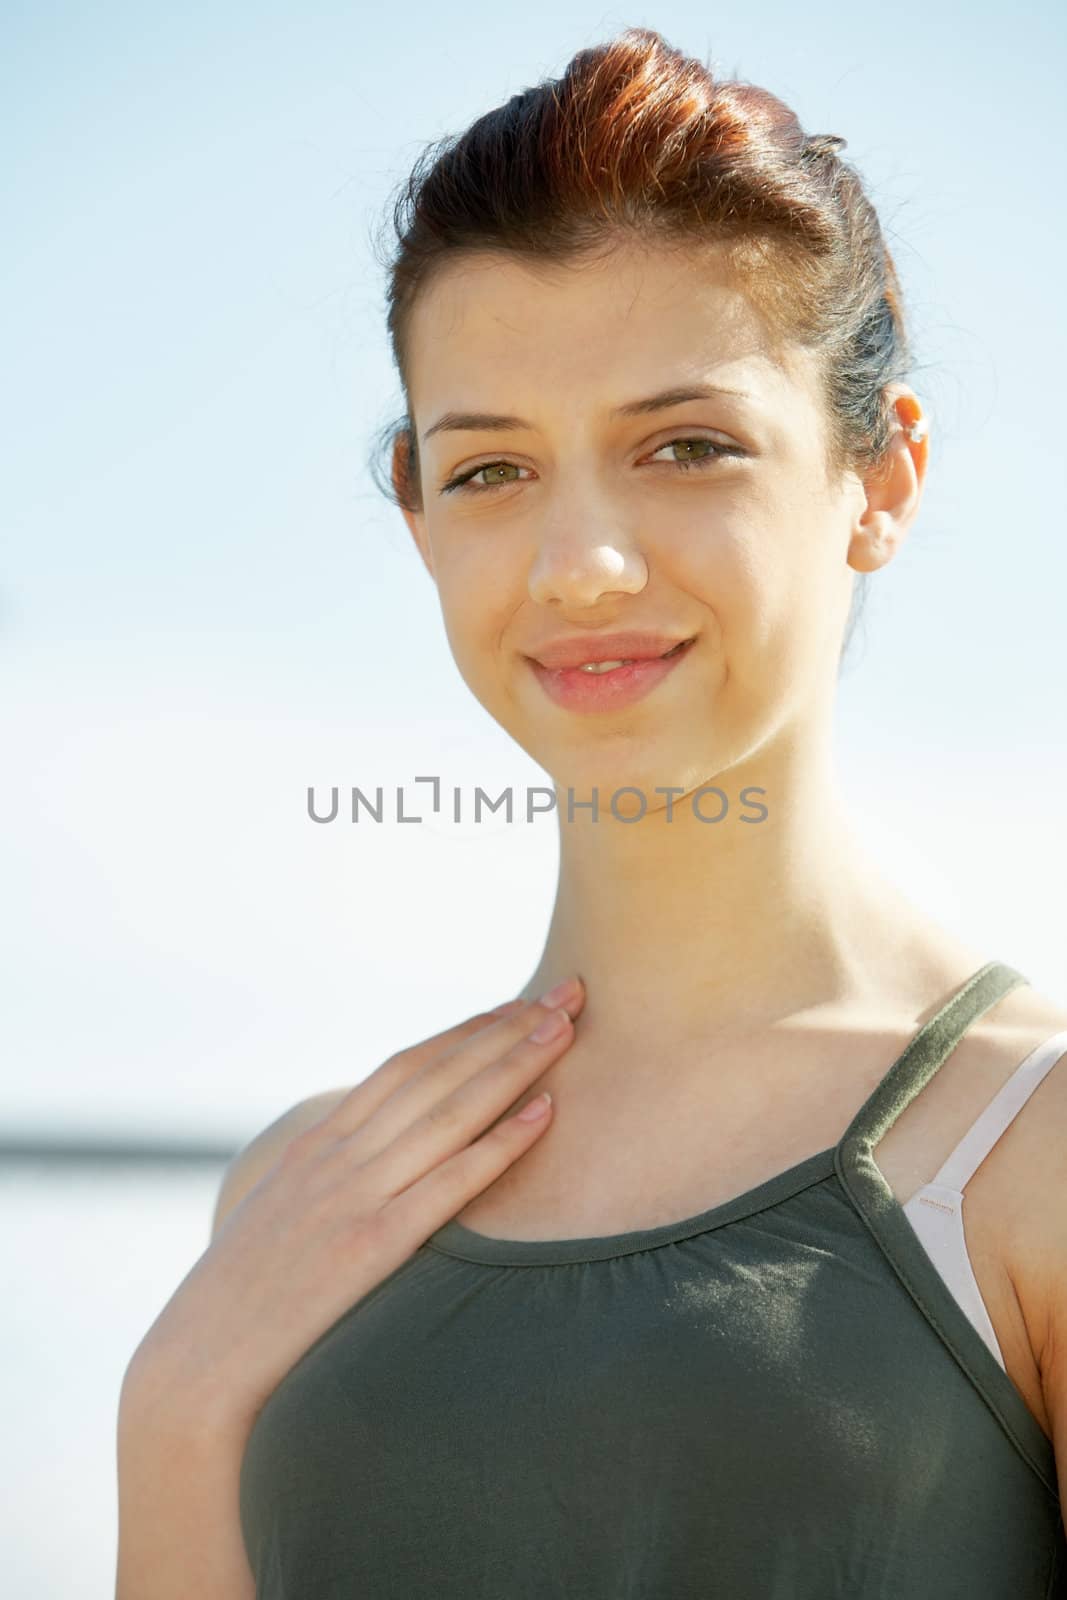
[577,659,631,673]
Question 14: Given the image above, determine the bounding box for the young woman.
[116,27,1067,1598]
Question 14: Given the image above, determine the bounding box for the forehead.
[406,239,819,426]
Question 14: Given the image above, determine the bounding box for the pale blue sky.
[3,2,1064,1142]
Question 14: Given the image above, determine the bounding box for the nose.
[527,534,648,608]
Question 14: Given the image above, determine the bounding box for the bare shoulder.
[985,982,1067,1513]
[210,1086,353,1239]
[984,981,1067,1332]
[987,980,1067,1204]
[992,981,1067,1198]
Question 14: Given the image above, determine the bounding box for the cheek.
[434,572,514,697]
[669,512,817,679]
[693,485,826,603]
[667,516,765,630]
[434,538,513,609]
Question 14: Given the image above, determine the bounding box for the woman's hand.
[122,980,584,1431]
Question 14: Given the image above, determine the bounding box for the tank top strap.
[833,959,1061,1497]
[931,1026,1067,1192]
[837,959,1029,1156]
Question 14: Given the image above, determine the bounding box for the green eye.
[439,435,742,495]
[650,438,731,468]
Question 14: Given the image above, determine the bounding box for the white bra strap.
[933,1029,1067,1192]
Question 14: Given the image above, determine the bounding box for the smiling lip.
[527,635,697,714]
[526,631,695,669]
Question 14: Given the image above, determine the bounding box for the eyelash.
[439,436,743,495]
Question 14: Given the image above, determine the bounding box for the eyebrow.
[421,383,756,444]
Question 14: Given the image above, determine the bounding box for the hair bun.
[802,133,848,160]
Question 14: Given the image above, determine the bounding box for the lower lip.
[527,638,696,713]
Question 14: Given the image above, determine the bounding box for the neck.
[518,736,977,1071]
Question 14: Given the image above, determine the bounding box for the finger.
[383,1085,559,1248]
[365,1006,575,1198]
[317,1001,534,1133]
[338,987,584,1159]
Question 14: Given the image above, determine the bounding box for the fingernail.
[516,1091,552,1121]
[538,975,580,1009]
[529,1008,570,1043]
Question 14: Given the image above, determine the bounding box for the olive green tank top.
[239,960,1066,1597]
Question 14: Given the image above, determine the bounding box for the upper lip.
[526,632,696,669]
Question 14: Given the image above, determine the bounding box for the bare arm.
[112,984,583,1598]
[115,1098,331,1600]
[115,1372,257,1600]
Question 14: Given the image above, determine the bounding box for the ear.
[391,431,436,581]
[847,385,930,575]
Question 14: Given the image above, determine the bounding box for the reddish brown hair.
[368,25,920,629]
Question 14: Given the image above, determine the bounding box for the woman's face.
[399,238,899,804]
